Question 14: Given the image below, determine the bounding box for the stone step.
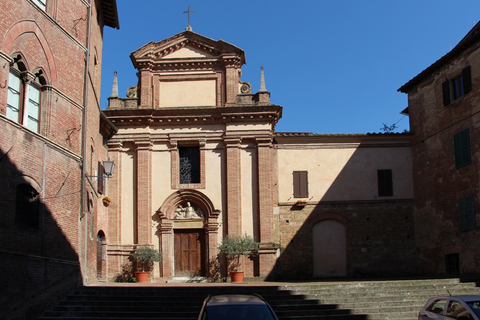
[38,278,480,320]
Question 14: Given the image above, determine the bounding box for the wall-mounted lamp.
[102,160,115,177]
[86,160,115,179]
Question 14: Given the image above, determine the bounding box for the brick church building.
[103,30,416,281]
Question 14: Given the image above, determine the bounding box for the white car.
[419,295,480,320]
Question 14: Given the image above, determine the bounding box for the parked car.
[419,295,480,320]
[197,294,279,320]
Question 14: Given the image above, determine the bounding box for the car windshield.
[205,305,275,320]
[466,301,480,318]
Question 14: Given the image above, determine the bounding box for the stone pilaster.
[256,137,276,276]
[138,69,152,108]
[135,141,153,244]
[105,141,123,279]
[225,138,242,235]
[106,141,123,245]
[225,64,238,106]
[158,214,173,278]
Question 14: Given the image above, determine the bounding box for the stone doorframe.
[155,189,220,279]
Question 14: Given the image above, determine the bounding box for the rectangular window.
[179,146,200,184]
[26,84,40,132]
[459,194,475,231]
[443,65,472,106]
[377,169,393,197]
[454,129,471,169]
[6,70,42,133]
[7,71,21,122]
[32,0,46,10]
[293,171,308,198]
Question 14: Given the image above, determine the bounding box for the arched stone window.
[7,54,47,133]
[15,183,40,229]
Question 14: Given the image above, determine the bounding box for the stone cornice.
[103,105,282,128]
[275,133,412,148]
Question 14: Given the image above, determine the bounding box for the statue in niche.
[174,202,204,219]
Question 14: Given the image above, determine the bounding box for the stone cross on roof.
[183,5,196,31]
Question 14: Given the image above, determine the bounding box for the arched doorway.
[156,190,220,279]
[312,219,346,277]
[96,230,106,281]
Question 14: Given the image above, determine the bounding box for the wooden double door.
[174,229,205,277]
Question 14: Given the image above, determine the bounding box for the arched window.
[15,183,40,229]
[6,55,46,133]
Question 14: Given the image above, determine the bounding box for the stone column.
[135,141,153,244]
[225,138,242,235]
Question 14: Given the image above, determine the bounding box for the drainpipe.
[80,0,93,285]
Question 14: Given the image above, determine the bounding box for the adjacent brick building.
[0,0,118,318]
[399,21,480,276]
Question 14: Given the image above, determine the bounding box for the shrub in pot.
[129,245,162,283]
[218,234,259,282]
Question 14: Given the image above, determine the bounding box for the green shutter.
[463,66,472,94]
[459,195,476,231]
[454,129,471,168]
[443,80,451,106]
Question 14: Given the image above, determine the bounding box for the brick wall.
[272,200,416,279]
[404,31,480,275]
[0,0,116,317]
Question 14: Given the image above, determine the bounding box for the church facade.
[104,30,417,281]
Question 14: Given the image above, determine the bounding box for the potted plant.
[295,199,307,207]
[218,234,259,283]
[129,245,162,283]
[102,196,111,206]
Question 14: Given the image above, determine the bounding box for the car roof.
[206,295,267,306]
[430,295,480,302]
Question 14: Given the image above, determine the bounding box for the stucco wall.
[277,143,413,202]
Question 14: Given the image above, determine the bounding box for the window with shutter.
[6,56,45,133]
[454,129,471,169]
[293,171,308,198]
[459,194,475,231]
[443,65,472,106]
[377,169,393,197]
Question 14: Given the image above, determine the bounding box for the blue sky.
[100,1,480,134]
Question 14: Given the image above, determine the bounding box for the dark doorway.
[97,231,106,281]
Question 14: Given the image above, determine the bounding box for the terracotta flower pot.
[134,271,150,283]
[230,271,244,283]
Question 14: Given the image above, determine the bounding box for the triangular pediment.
[131,31,245,66]
[159,45,215,59]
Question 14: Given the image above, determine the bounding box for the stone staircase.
[37,278,480,320]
